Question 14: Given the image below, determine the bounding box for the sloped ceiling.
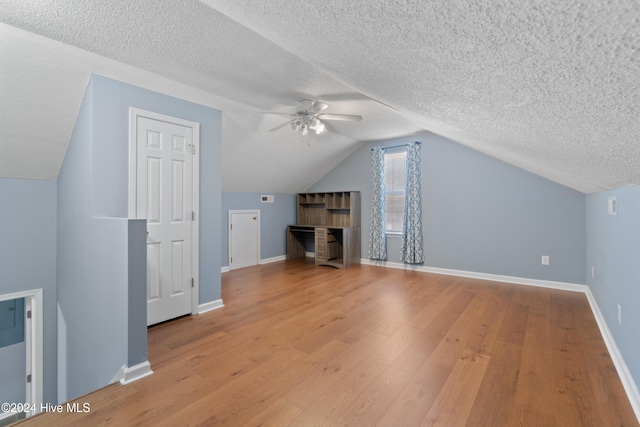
[1,1,639,194]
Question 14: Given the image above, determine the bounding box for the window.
[384,149,406,233]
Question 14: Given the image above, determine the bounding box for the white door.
[229,210,260,270]
[130,110,198,326]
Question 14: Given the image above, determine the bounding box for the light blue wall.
[221,192,296,267]
[90,75,223,303]
[57,75,222,401]
[309,133,586,284]
[586,186,640,389]
[57,80,130,401]
[0,178,57,405]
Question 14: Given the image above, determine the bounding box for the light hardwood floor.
[16,259,639,426]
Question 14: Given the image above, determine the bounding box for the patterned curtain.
[368,146,387,260]
[401,142,424,264]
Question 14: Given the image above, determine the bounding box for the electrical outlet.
[591,266,595,278]
[541,255,550,265]
[617,304,622,325]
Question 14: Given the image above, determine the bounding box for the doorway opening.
[0,289,43,424]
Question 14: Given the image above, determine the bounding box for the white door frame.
[128,108,200,316]
[0,289,43,420]
[228,210,261,270]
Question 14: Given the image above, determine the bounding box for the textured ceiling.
[1,1,639,193]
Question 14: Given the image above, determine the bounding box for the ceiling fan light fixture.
[265,99,362,138]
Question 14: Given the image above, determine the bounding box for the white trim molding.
[222,255,286,273]
[198,299,224,314]
[584,289,640,420]
[361,259,588,292]
[360,258,640,422]
[118,361,153,385]
[260,255,286,265]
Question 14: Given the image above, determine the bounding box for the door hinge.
[191,278,194,288]
[192,211,195,221]
[27,310,31,319]
[27,374,32,383]
[230,224,232,229]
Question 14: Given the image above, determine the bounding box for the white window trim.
[384,147,407,234]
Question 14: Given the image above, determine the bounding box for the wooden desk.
[287,225,360,269]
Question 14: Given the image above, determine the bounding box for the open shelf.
[296,191,360,227]
[288,191,361,269]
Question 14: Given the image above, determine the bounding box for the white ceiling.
[1,1,639,194]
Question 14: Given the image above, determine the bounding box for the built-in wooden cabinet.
[287,191,361,268]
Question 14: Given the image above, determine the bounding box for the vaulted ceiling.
[1,1,638,194]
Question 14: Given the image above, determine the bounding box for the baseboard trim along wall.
[198,299,224,314]
[584,288,640,420]
[113,361,153,386]
[360,259,588,292]
[0,411,25,424]
[360,258,640,422]
[260,255,286,265]
[221,255,287,273]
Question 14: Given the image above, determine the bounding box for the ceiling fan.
[264,99,362,136]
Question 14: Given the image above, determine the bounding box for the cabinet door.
[315,227,326,262]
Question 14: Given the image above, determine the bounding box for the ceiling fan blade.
[318,113,363,122]
[261,112,295,116]
[309,101,329,114]
[269,120,294,132]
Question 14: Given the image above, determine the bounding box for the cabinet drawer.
[315,227,326,261]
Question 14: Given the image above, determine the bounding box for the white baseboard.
[198,299,224,314]
[0,410,25,424]
[360,258,640,422]
[584,288,640,421]
[360,259,588,292]
[260,255,286,264]
[222,255,288,273]
[118,361,153,385]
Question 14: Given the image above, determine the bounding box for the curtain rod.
[370,141,421,151]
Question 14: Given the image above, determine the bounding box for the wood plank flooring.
[16,259,639,426]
